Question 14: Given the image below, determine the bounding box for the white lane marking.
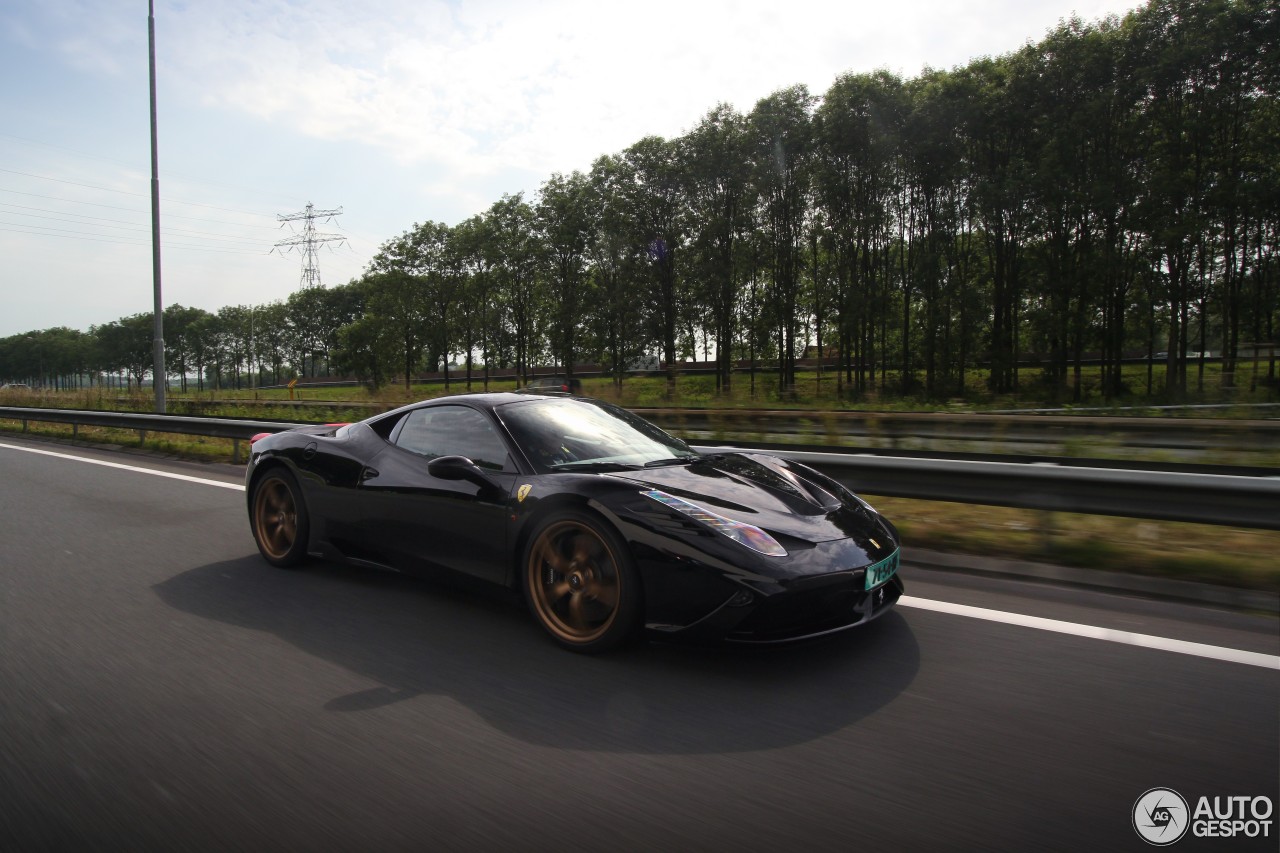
[0,441,245,491]
[5,440,1276,670]
[900,595,1280,670]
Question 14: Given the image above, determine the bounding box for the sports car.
[245,392,903,652]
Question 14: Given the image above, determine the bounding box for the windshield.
[496,397,695,473]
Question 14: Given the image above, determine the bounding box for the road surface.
[1,435,1276,851]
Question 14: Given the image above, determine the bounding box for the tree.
[93,315,154,390]
[682,104,754,392]
[488,194,546,384]
[814,71,905,397]
[613,137,688,392]
[749,86,816,395]
[536,172,594,378]
[163,305,212,392]
[215,306,254,389]
[284,288,328,378]
[956,55,1037,396]
[253,302,290,386]
[332,305,398,389]
[369,222,456,388]
[586,153,651,386]
[451,215,494,390]
[363,269,428,390]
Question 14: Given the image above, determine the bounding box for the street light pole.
[148,0,167,413]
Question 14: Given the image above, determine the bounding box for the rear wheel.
[523,510,640,653]
[250,469,310,567]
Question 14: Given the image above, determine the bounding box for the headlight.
[642,489,787,557]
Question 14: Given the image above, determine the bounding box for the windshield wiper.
[642,455,707,468]
[691,453,727,465]
[551,460,641,472]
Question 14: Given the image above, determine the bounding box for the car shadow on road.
[153,556,920,755]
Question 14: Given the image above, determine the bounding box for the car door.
[357,404,516,584]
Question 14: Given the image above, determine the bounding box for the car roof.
[368,391,557,420]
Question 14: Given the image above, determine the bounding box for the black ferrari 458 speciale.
[246,392,902,652]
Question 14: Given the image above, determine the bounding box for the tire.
[523,509,641,653]
[250,468,310,568]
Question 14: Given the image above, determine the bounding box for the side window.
[394,406,512,471]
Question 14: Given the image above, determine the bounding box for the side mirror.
[428,455,499,492]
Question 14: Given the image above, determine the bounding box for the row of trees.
[0,287,360,392]
[2,0,1276,401]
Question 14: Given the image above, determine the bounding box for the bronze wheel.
[250,469,309,567]
[524,511,639,652]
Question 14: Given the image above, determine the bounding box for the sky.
[0,0,1147,338]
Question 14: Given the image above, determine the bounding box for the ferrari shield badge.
[517,484,532,503]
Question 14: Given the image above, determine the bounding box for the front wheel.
[523,510,640,653]
[250,468,310,567]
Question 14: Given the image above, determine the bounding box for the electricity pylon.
[272,202,346,288]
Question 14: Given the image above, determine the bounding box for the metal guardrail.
[645,407,1280,448]
[694,447,1278,531]
[2,406,1277,530]
[0,406,311,463]
[651,409,1280,469]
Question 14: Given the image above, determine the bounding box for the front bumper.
[641,558,904,645]
[722,572,904,644]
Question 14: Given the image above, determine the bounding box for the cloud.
[150,0,1140,181]
[15,0,1144,184]
[45,0,137,77]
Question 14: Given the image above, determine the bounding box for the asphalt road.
[1,435,1277,852]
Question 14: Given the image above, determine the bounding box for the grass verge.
[870,495,1280,593]
[21,358,1269,413]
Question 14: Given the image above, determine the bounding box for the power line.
[0,224,269,255]
[0,132,144,171]
[0,167,282,217]
[2,225,268,254]
[0,131,310,205]
[0,205,273,245]
[0,167,149,197]
[0,200,153,225]
[0,187,283,228]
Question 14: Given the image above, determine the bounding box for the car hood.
[609,452,888,545]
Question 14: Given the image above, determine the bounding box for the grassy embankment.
[2,366,1277,594]
[166,358,1277,411]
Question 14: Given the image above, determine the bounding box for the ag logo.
[517,484,532,503]
[1133,788,1190,845]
